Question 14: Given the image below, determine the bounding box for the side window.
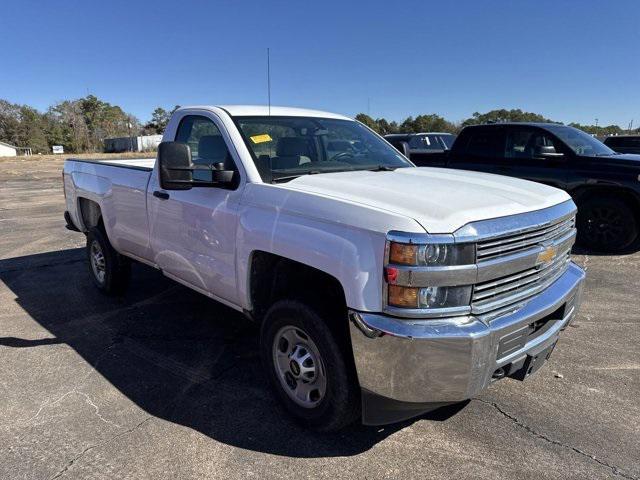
[505,129,561,160]
[408,135,425,149]
[464,129,505,159]
[175,115,236,181]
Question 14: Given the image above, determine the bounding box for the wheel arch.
[570,185,640,218]
[78,197,104,231]
[248,251,349,329]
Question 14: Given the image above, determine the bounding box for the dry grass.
[0,152,155,163]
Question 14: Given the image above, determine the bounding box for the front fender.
[235,184,424,312]
[237,208,385,311]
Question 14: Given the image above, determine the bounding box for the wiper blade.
[350,165,397,172]
[368,165,397,171]
[271,165,396,183]
[271,170,322,183]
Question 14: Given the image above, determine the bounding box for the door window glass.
[175,115,236,181]
[465,129,505,158]
[506,129,561,159]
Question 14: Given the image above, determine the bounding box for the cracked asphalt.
[0,156,638,479]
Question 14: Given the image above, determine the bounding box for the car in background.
[384,132,456,166]
[415,123,640,252]
[603,135,640,155]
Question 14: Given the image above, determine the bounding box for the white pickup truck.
[63,105,585,430]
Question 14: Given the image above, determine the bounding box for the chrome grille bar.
[472,253,570,314]
[477,217,575,260]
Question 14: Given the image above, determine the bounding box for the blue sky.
[2,0,639,126]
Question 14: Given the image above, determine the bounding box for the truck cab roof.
[178,105,352,120]
[461,122,564,129]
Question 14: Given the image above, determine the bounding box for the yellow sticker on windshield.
[250,134,272,144]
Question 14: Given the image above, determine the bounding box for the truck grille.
[471,212,576,316]
[476,216,575,261]
[472,249,571,315]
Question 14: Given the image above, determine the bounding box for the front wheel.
[260,300,360,431]
[576,197,638,252]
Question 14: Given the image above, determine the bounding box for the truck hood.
[282,167,571,233]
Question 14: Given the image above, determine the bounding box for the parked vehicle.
[403,123,640,252]
[384,132,456,166]
[63,106,585,430]
[604,135,640,155]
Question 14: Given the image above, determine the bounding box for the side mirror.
[158,142,193,190]
[158,142,237,190]
[534,145,565,160]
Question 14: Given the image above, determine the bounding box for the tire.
[86,227,131,295]
[260,300,360,431]
[576,196,638,252]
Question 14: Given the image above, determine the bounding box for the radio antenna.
[267,48,271,116]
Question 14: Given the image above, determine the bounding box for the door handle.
[153,190,170,200]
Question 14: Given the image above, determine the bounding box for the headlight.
[385,238,475,316]
[388,285,472,309]
[389,242,475,266]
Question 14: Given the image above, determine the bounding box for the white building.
[104,135,163,153]
[0,141,18,157]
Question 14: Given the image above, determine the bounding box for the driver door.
[147,113,242,305]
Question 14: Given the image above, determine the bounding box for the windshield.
[234,116,413,181]
[546,125,616,156]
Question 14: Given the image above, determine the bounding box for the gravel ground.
[0,157,638,479]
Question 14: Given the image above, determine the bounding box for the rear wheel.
[260,300,360,431]
[576,197,638,252]
[86,227,131,295]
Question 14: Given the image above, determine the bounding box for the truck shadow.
[0,248,468,458]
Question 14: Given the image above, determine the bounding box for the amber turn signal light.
[388,285,419,308]
[389,243,418,265]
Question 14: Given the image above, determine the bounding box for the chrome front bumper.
[349,262,585,406]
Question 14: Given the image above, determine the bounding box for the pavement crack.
[23,344,117,425]
[75,391,120,428]
[48,416,153,480]
[474,398,637,480]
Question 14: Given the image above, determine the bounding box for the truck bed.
[64,157,155,259]
[67,157,156,171]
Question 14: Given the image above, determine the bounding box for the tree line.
[0,95,636,155]
[355,109,636,137]
[0,96,179,154]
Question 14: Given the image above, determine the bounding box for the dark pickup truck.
[396,123,640,252]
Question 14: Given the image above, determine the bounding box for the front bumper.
[349,262,585,422]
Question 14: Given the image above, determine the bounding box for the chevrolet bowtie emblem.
[537,245,557,264]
